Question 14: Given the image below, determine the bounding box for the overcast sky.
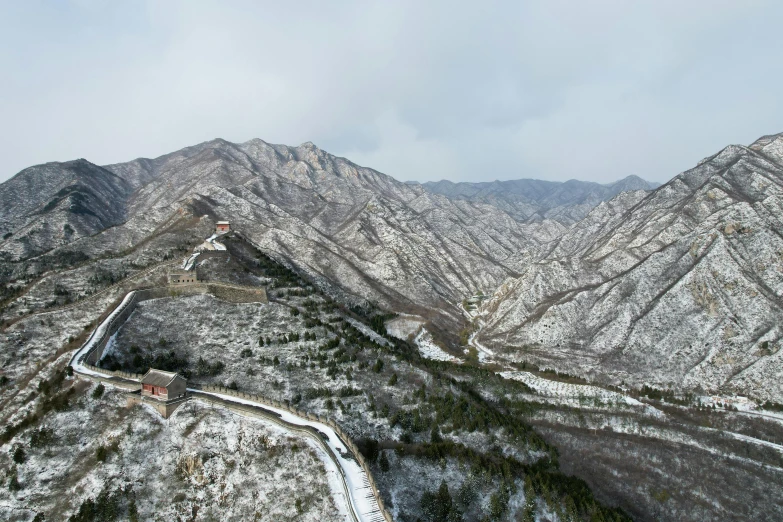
[1,1,782,184]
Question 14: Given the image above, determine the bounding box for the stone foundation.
[127,391,190,418]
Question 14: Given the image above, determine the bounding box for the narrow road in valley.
[459,299,494,361]
[456,295,783,458]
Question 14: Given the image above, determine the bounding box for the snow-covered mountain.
[3,138,568,334]
[1,133,782,401]
[477,133,783,401]
[3,133,783,522]
[0,159,134,259]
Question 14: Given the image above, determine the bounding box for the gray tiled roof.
[141,369,179,387]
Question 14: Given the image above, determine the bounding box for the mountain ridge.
[478,132,783,401]
[2,133,782,401]
[419,174,658,224]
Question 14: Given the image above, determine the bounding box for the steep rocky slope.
[2,135,783,521]
[4,139,569,334]
[478,133,783,401]
[0,160,133,260]
[2,133,781,403]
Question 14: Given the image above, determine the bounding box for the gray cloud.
[1,0,782,184]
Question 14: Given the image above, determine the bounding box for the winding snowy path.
[69,288,389,522]
[192,390,387,522]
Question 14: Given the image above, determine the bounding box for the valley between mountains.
[0,133,782,521]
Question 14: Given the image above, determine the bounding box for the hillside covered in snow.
[1,132,783,521]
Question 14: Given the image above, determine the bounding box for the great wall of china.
[69,282,394,522]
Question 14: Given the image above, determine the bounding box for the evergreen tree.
[12,446,26,464]
[379,450,390,472]
[421,480,461,522]
[522,476,536,522]
[488,483,511,521]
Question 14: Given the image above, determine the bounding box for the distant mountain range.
[1,132,782,402]
[412,175,660,224]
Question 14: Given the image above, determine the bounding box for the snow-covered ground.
[0,385,344,521]
[458,298,495,362]
[66,289,388,522]
[467,326,494,362]
[414,328,461,363]
[698,394,757,411]
[384,314,425,341]
[197,390,387,522]
[499,370,658,412]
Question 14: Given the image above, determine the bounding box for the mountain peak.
[606,175,658,191]
[749,132,783,163]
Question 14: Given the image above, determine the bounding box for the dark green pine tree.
[379,450,390,472]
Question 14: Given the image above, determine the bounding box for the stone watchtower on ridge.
[216,221,230,234]
[141,369,187,401]
[127,368,189,418]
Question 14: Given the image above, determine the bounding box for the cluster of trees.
[29,426,55,448]
[420,481,462,522]
[0,282,22,316]
[100,342,189,377]
[195,357,225,376]
[52,283,74,305]
[382,380,546,452]
[303,316,323,328]
[8,467,21,492]
[29,250,91,279]
[639,385,692,405]
[348,303,394,337]
[258,332,303,346]
[87,267,128,289]
[68,485,139,522]
[250,248,306,289]
[95,438,120,462]
[761,400,783,412]
[458,325,474,346]
[318,337,341,351]
[91,383,105,399]
[301,298,320,312]
[379,435,629,522]
[259,333,295,346]
[2,369,74,447]
[258,355,280,366]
